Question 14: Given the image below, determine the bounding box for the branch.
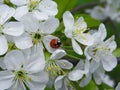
[71,2,98,13]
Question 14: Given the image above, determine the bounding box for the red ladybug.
[50,39,61,48]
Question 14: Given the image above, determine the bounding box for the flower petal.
[75,33,94,46]
[3,22,24,36]
[19,13,39,33]
[0,58,6,69]
[14,33,33,49]
[71,38,83,55]
[101,54,117,71]
[14,6,28,20]
[57,60,73,69]
[0,71,14,89]
[10,0,28,6]
[98,23,107,41]
[68,70,84,81]
[4,50,25,70]
[32,11,49,21]
[54,75,66,90]
[0,35,8,55]
[63,11,74,29]
[105,35,117,52]
[75,17,87,30]
[40,17,59,34]
[79,73,92,87]
[0,4,15,25]
[50,49,66,60]
[38,0,58,16]
[24,48,45,73]
[63,11,74,38]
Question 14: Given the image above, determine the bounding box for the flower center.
[15,70,26,80]
[29,0,40,11]
[31,32,43,45]
[45,60,64,77]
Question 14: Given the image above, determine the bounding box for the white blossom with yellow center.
[85,24,117,71]
[63,11,94,55]
[10,0,58,21]
[0,50,48,90]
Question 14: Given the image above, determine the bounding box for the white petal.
[38,0,58,16]
[43,35,60,53]
[57,60,73,69]
[0,35,8,55]
[14,33,33,49]
[79,73,92,87]
[40,17,59,34]
[4,50,25,70]
[63,11,74,29]
[0,71,14,89]
[84,47,91,60]
[75,59,90,74]
[25,49,45,73]
[93,67,105,85]
[0,5,15,25]
[71,38,83,55]
[75,17,87,30]
[3,22,24,36]
[32,11,49,21]
[0,58,6,69]
[8,80,26,90]
[90,60,100,73]
[68,70,84,81]
[75,33,94,46]
[98,23,107,41]
[50,49,66,60]
[25,60,45,74]
[10,0,28,6]
[105,35,117,52]
[101,54,117,71]
[54,75,66,90]
[19,13,39,33]
[14,6,28,20]
[116,82,120,90]
[103,75,114,87]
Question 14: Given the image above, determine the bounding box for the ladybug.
[50,39,61,48]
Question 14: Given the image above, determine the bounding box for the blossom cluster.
[86,0,120,22]
[0,0,118,90]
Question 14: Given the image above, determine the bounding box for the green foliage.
[113,48,120,57]
[54,0,78,19]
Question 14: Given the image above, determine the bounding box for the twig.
[71,2,98,13]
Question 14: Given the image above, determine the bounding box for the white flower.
[0,4,24,55]
[45,49,73,77]
[63,11,94,55]
[0,49,48,90]
[80,65,114,87]
[14,13,59,53]
[10,0,58,20]
[85,23,117,71]
[86,6,107,21]
[54,59,89,90]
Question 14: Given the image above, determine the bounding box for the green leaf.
[54,0,78,19]
[113,48,120,57]
[81,80,98,90]
[75,14,101,28]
